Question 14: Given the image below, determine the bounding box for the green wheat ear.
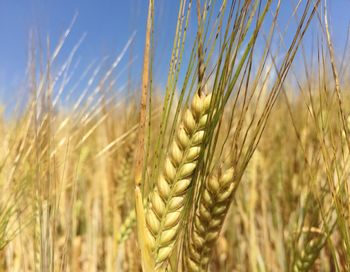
[293,237,325,272]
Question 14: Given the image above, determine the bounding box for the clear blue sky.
[0,0,349,105]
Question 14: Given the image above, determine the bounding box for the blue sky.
[0,1,186,102]
[0,0,349,106]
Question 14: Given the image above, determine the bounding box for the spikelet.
[185,167,235,272]
[145,92,212,269]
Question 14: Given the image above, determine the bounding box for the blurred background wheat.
[0,0,350,271]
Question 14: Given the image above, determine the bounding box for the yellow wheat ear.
[185,167,235,271]
[145,91,211,269]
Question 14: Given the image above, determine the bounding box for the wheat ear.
[185,167,235,272]
[293,237,324,272]
[115,144,134,210]
[116,209,136,245]
[145,92,211,269]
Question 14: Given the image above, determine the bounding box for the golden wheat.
[145,91,211,268]
[184,166,234,271]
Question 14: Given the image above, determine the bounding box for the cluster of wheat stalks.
[0,0,350,271]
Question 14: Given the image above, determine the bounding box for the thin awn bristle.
[185,166,235,272]
[145,91,212,268]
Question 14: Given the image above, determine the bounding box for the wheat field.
[0,0,350,271]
